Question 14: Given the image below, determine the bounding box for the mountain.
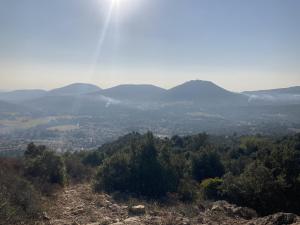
[0,89,47,103]
[243,86,300,104]
[163,80,246,105]
[3,82,300,117]
[244,86,300,95]
[0,100,25,112]
[96,84,166,101]
[48,83,102,96]
[24,94,134,116]
[0,100,37,117]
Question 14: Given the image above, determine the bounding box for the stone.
[109,203,121,211]
[265,213,297,225]
[211,201,257,219]
[71,207,85,215]
[181,217,191,225]
[129,205,146,215]
[42,212,50,220]
[232,206,257,219]
[246,212,297,225]
[124,217,142,225]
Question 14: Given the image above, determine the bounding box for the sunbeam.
[77,1,116,116]
[89,0,116,76]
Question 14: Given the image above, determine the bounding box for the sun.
[111,0,127,6]
[98,0,141,19]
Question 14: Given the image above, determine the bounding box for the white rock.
[129,205,146,215]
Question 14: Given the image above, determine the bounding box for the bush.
[200,178,223,200]
[24,142,46,159]
[177,178,199,202]
[64,154,94,183]
[25,147,67,193]
[82,151,104,167]
[0,160,42,224]
[191,150,225,182]
[221,163,285,215]
[95,153,131,193]
[95,132,179,198]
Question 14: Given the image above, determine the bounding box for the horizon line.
[1,79,299,93]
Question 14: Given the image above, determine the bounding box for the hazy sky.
[0,0,299,91]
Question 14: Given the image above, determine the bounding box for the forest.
[1,132,300,224]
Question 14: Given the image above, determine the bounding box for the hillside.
[94,84,166,102]
[1,133,300,225]
[0,100,36,116]
[244,86,300,95]
[48,83,102,96]
[0,81,300,145]
[243,86,300,104]
[0,89,47,103]
[25,95,132,115]
[163,80,247,105]
[42,183,299,225]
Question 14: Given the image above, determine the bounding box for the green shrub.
[191,150,225,182]
[94,132,179,198]
[24,142,46,158]
[177,178,199,202]
[221,163,285,215]
[0,160,42,224]
[95,153,131,193]
[25,149,67,190]
[200,178,223,200]
[64,155,94,183]
[82,151,104,167]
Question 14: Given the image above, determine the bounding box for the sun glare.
[103,0,140,12]
[109,0,130,7]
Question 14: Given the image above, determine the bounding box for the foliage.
[95,153,131,193]
[191,150,225,182]
[24,143,67,193]
[220,134,300,215]
[82,150,105,167]
[177,178,199,202]
[95,132,180,198]
[200,178,223,200]
[64,152,94,183]
[0,158,42,224]
[2,132,300,218]
[94,132,300,215]
[24,142,46,158]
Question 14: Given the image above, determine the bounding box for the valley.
[0,80,300,152]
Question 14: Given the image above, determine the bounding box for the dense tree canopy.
[1,132,300,220]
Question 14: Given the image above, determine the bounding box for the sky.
[0,0,299,92]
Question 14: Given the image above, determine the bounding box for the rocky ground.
[37,184,300,225]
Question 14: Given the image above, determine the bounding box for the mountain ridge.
[0,81,299,105]
[1,81,299,95]
[48,83,102,96]
[243,86,300,95]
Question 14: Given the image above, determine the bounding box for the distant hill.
[244,86,300,95]
[0,100,24,112]
[2,82,300,116]
[243,86,300,104]
[0,90,47,103]
[163,80,246,105]
[0,83,102,103]
[0,100,37,117]
[48,83,102,96]
[97,84,166,101]
[26,95,104,115]
[25,94,133,116]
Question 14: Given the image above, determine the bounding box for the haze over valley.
[0,80,299,152]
